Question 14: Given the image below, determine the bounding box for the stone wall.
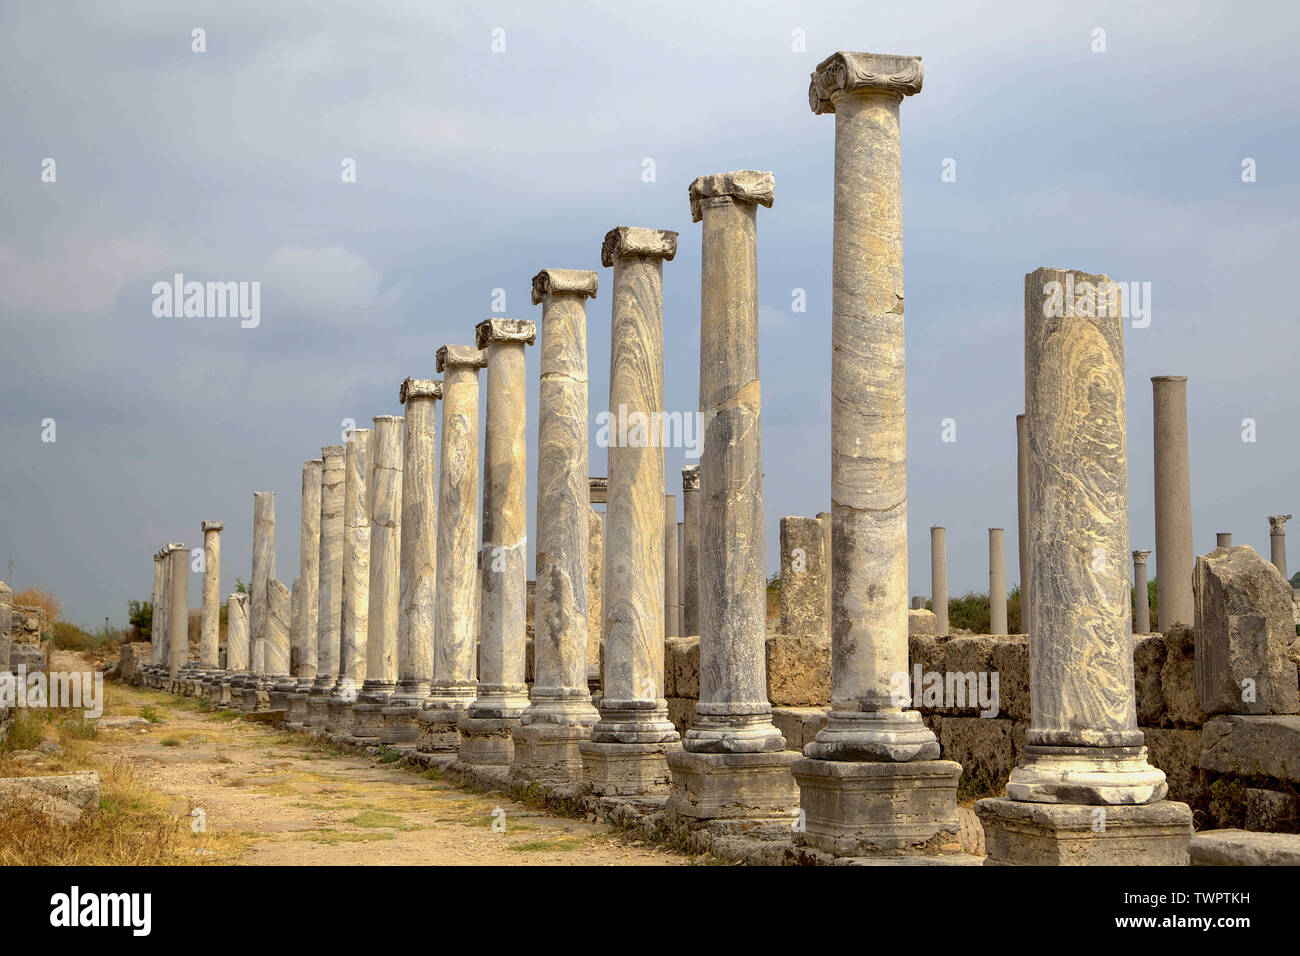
[7,604,47,643]
[118,642,152,684]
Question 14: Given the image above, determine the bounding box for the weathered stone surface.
[1242,788,1300,832]
[772,706,827,754]
[310,445,345,711]
[0,771,100,825]
[250,493,275,676]
[1017,414,1031,628]
[1152,375,1194,629]
[765,633,830,707]
[225,593,249,672]
[665,749,799,820]
[680,465,700,637]
[907,609,935,637]
[780,516,827,638]
[1141,727,1203,806]
[264,578,291,676]
[1268,514,1291,578]
[1133,549,1152,634]
[976,798,1192,865]
[807,51,923,113]
[988,528,1007,634]
[587,506,603,676]
[199,521,222,668]
[1193,545,1299,715]
[1189,829,1300,866]
[338,428,372,691]
[1161,626,1207,727]
[930,527,948,636]
[1133,634,1167,726]
[665,637,699,700]
[118,642,151,684]
[663,495,678,638]
[930,715,1021,795]
[296,459,323,685]
[167,546,188,679]
[1199,714,1300,783]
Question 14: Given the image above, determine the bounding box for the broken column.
[458,319,536,766]
[580,226,681,795]
[307,445,345,728]
[780,517,827,637]
[792,52,959,856]
[329,428,372,735]
[1017,413,1030,630]
[977,267,1190,866]
[989,528,1007,634]
[1268,515,1291,579]
[225,593,249,673]
[287,458,323,727]
[668,170,795,819]
[383,378,441,745]
[168,545,188,681]
[663,494,679,639]
[512,269,601,783]
[1216,532,1233,549]
[930,526,948,635]
[1152,375,1194,629]
[681,464,701,636]
[418,347,485,751]
[1133,550,1152,634]
[354,415,403,741]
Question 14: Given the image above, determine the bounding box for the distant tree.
[235,578,249,595]
[128,599,152,639]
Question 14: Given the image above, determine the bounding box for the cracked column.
[329,428,372,736]
[1017,413,1030,630]
[224,592,249,704]
[512,270,601,783]
[168,545,188,681]
[663,495,678,638]
[198,522,222,689]
[458,319,536,767]
[792,52,959,856]
[307,445,345,728]
[668,170,796,819]
[680,465,701,636]
[1268,514,1291,579]
[976,268,1190,866]
[354,415,404,741]
[579,226,681,796]
[383,378,441,745]
[1133,550,1152,634]
[989,528,1007,634]
[418,348,485,751]
[930,526,948,635]
[264,578,292,711]
[1152,375,1194,630]
[286,458,322,728]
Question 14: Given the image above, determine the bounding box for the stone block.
[908,609,936,637]
[931,715,1018,796]
[1242,788,1300,832]
[779,517,827,639]
[0,771,101,825]
[664,637,698,700]
[1162,627,1207,727]
[1141,727,1204,806]
[773,706,825,753]
[666,749,800,820]
[765,633,830,707]
[976,797,1192,865]
[1189,829,1300,866]
[666,697,695,737]
[1133,634,1168,726]
[117,643,152,684]
[579,740,679,796]
[988,637,1030,721]
[1199,714,1300,783]
[456,715,516,767]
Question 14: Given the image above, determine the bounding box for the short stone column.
[667,170,796,819]
[780,516,827,637]
[383,378,441,745]
[457,319,535,767]
[1216,532,1232,549]
[329,428,372,736]
[663,494,679,638]
[977,267,1190,866]
[226,592,249,672]
[680,465,701,636]
[1152,375,1194,629]
[792,52,957,857]
[168,545,188,681]
[1133,550,1152,634]
[307,445,346,728]
[512,270,602,783]
[930,527,949,635]
[1016,413,1030,629]
[579,226,681,796]
[418,347,485,751]
[1268,514,1291,579]
[286,458,323,727]
[354,415,403,741]
[989,528,1007,634]
[250,492,276,686]
[198,522,222,684]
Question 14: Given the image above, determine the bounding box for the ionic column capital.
[201,521,223,533]
[688,170,775,222]
[600,227,678,267]
[531,269,598,304]
[475,319,536,350]
[436,344,487,372]
[399,377,442,405]
[808,51,923,114]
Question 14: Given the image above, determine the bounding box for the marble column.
[150,551,165,669]
[930,527,949,635]
[663,495,679,639]
[1216,532,1232,549]
[1268,515,1291,579]
[792,52,958,857]
[383,379,441,745]
[1017,413,1030,630]
[989,528,1007,634]
[355,415,403,741]
[457,319,535,767]
[579,225,681,796]
[1133,550,1152,634]
[286,458,323,727]
[226,593,249,673]
[512,270,601,783]
[329,428,372,736]
[667,170,795,819]
[1152,375,1194,629]
[676,521,685,638]
[198,522,222,678]
[168,545,188,681]
[588,504,604,684]
[680,464,701,636]
[307,445,345,728]
[818,511,832,638]
[976,267,1190,866]
[154,546,176,682]
[250,492,275,686]
[418,347,485,751]
[264,578,292,711]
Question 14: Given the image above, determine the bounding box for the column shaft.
[1017,413,1030,630]
[311,446,345,695]
[930,527,948,636]
[251,493,275,677]
[1133,551,1151,634]
[364,416,403,688]
[989,528,1007,635]
[297,460,323,685]
[395,380,440,699]
[1268,515,1291,579]
[681,466,701,635]
[663,495,678,638]
[338,428,372,692]
[199,522,222,668]
[168,546,188,679]
[1152,375,1194,629]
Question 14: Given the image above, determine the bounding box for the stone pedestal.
[989,528,1007,634]
[930,526,948,635]
[976,798,1192,865]
[667,750,800,821]
[307,445,346,730]
[1153,375,1194,629]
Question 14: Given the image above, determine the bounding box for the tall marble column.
[168,545,188,681]
[663,495,679,639]
[792,52,958,857]
[989,528,1007,635]
[930,526,948,635]
[976,268,1190,866]
[1152,375,1194,630]
[198,521,222,673]
[384,378,441,745]
[419,347,485,751]
[354,415,403,741]
[250,493,275,685]
[589,477,607,682]
[1017,413,1030,630]
[329,428,372,735]
[1215,532,1232,549]
[150,551,165,669]
[286,458,323,727]
[579,226,681,796]
[307,445,346,728]
[457,319,535,767]
[1133,550,1152,634]
[512,270,601,783]
[264,578,293,711]
[668,170,796,819]
[1268,515,1291,579]
[680,465,701,636]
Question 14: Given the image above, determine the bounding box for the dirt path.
[90,676,688,866]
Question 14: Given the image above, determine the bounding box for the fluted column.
[663,495,678,638]
[168,545,188,681]
[1216,532,1232,549]
[512,270,600,783]
[1133,550,1152,634]
[328,428,371,735]
[680,465,701,635]
[580,226,681,796]
[198,521,222,672]
[457,319,535,767]
[989,528,1007,634]
[1017,413,1030,630]
[307,445,345,727]
[930,526,948,636]
[418,347,485,752]
[1152,375,1194,629]
[1269,514,1291,579]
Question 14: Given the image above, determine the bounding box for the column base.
[351,684,394,741]
[380,696,426,746]
[666,749,800,820]
[326,696,356,736]
[1005,745,1169,805]
[975,797,1192,865]
[456,715,520,766]
[283,688,311,728]
[304,690,332,728]
[416,705,467,753]
[509,712,599,785]
[790,757,961,855]
[268,679,297,712]
[579,740,681,797]
[240,680,271,713]
[682,711,787,754]
[589,699,680,744]
[803,709,940,762]
[212,680,233,708]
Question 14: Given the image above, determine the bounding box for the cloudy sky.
[2,0,1296,628]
